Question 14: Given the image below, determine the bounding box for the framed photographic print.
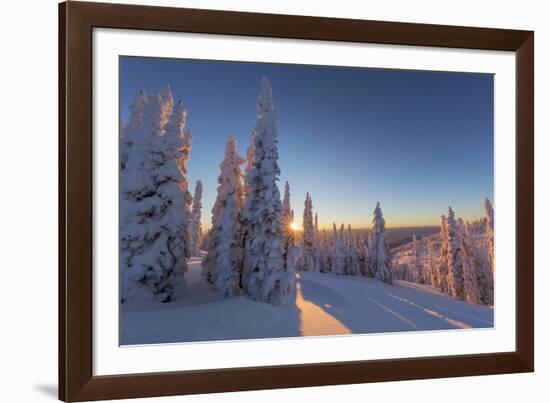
[59,1,534,401]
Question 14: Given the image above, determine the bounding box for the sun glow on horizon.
[290,221,300,231]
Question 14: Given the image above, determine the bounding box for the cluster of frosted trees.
[120,86,203,303]
[120,77,397,305]
[200,77,396,304]
[293,194,394,284]
[393,198,495,305]
[201,77,295,305]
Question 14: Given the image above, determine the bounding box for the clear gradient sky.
[120,56,494,229]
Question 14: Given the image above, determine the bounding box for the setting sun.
[290,221,300,231]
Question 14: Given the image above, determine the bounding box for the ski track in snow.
[121,258,494,345]
[384,292,472,329]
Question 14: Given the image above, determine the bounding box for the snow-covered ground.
[121,257,493,345]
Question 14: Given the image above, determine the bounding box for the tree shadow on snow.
[298,275,429,335]
[298,274,494,335]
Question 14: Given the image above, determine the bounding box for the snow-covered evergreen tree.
[463,215,493,305]
[281,181,294,269]
[171,107,194,260]
[211,195,243,297]
[345,225,360,275]
[330,223,346,275]
[169,100,193,263]
[189,180,203,257]
[460,218,483,304]
[244,130,256,189]
[300,193,318,272]
[286,244,303,273]
[358,237,371,276]
[242,77,295,304]
[121,90,190,303]
[445,207,464,299]
[368,202,393,284]
[203,137,245,293]
[151,95,192,298]
[241,130,257,252]
[437,215,450,293]
[474,246,494,305]
[319,228,331,273]
[427,239,438,286]
[484,197,495,274]
[411,232,424,283]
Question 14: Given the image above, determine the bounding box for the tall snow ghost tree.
[368,202,393,284]
[120,90,191,303]
[151,94,191,299]
[189,180,203,257]
[445,207,465,299]
[242,77,295,305]
[203,137,245,295]
[300,193,318,272]
[172,99,194,256]
[170,102,194,259]
[484,197,495,274]
[281,181,294,269]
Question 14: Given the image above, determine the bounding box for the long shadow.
[298,276,420,335]
[299,272,495,336]
[255,288,302,340]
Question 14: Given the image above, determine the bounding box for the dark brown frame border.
[59,1,534,401]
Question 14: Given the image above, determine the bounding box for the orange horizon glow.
[201,213,486,232]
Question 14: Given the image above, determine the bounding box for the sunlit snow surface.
[120,257,493,345]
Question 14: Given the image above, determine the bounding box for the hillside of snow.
[121,257,493,345]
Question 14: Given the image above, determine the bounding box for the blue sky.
[120,56,494,229]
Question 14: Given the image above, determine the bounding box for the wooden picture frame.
[59,1,534,401]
